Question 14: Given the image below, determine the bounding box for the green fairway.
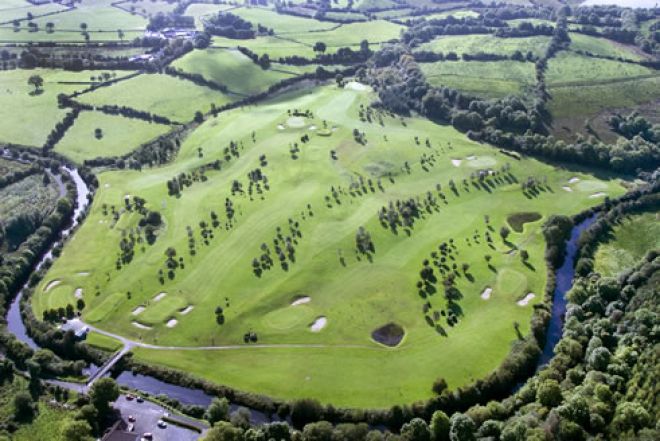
[171,48,296,96]
[54,111,171,163]
[34,84,625,407]
[77,73,235,122]
[416,34,551,57]
[0,69,128,147]
[420,60,536,98]
[594,213,660,277]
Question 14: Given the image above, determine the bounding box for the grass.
[211,35,317,59]
[122,0,178,17]
[594,212,660,277]
[420,60,536,98]
[0,0,68,23]
[283,20,404,47]
[77,73,235,122]
[568,33,646,61]
[34,84,626,408]
[184,2,236,29]
[85,331,124,352]
[0,69,128,147]
[546,52,656,87]
[171,48,296,96]
[416,34,551,57]
[0,0,146,43]
[231,7,336,34]
[54,111,171,163]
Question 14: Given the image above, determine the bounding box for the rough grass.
[54,111,171,163]
[171,48,295,96]
[231,7,336,34]
[35,85,625,408]
[417,34,551,57]
[546,52,656,87]
[420,60,536,98]
[184,3,235,29]
[0,174,59,223]
[283,20,404,47]
[594,212,660,277]
[85,331,123,352]
[77,73,235,122]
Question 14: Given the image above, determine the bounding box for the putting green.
[34,84,625,408]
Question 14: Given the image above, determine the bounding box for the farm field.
[420,60,537,98]
[53,111,171,163]
[33,84,625,407]
[77,73,236,122]
[283,20,404,46]
[231,7,336,34]
[184,2,236,29]
[171,48,296,96]
[593,212,660,277]
[545,52,657,86]
[0,0,69,23]
[0,69,128,147]
[568,32,647,61]
[211,35,318,59]
[416,34,551,57]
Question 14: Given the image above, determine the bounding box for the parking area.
[114,394,202,441]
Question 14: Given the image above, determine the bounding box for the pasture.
[171,48,296,96]
[53,111,171,163]
[568,32,647,61]
[77,73,235,122]
[416,34,551,57]
[420,60,537,98]
[34,84,624,407]
[594,213,660,277]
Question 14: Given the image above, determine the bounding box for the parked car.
[157,420,167,429]
[136,396,144,403]
[142,433,153,440]
[128,415,136,423]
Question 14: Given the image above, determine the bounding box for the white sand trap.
[345,81,369,91]
[562,186,573,192]
[132,306,145,316]
[310,316,327,332]
[451,159,462,167]
[517,293,536,306]
[45,280,61,293]
[589,192,607,199]
[291,296,311,306]
[309,125,317,131]
[481,288,492,300]
[74,288,83,299]
[277,124,285,130]
[568,177,580,184]
[131,321,151,330]
[77,272,90,276]
[466,155,477,160]
[124,194,132,199]
[104,183,110,188]
[153,292,167,302]
[286,116,306,128]
[166,319,178,328]
[180,305,194,315]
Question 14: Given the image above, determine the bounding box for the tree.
[432,377,448,395]
[537,379,562,407]
[194,111,204,123]
[204,421,244,441]
[94,128,103,139]
[430,410,450,441]
[588,346,611,371]
[89,377,119,416]
[449,413,475,441]
[27,74,43,92]
[313,41,327,53]
[75,404,98,434]
[291,398,323,428]
[302,421,333,441]
[13,391,35,421]
[401,418,431,441]
[499,226,510,241]
[205,397,229,425]
[520,249,529,261]
[335,73,344,88]
[117,29,124,41]
[80,23,87,31]
[61,420,93,441]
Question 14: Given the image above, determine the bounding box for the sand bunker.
[153,292,166,302]
[74,288,83,299]
[309,125,317,130]
[77,272,90,276]
[291,296,311,306]
[132,306,145,316]
[589,192,607,199]
[517,293,536,306]
[180,305,194,315]
[568,177,580,184]
[345,81,369,91]
[451,159,462,167]
[371,323,405,347]
[481,287,492,300]
[562,186,572,192]
[104,183,110,188]
[310,316,327,332]
[277,124,285,130]
[45,280,61,293]
[286,116,306,128]
[166,319,178,328]
[132,321,151,330]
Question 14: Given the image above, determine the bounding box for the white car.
[157,420,167,429]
